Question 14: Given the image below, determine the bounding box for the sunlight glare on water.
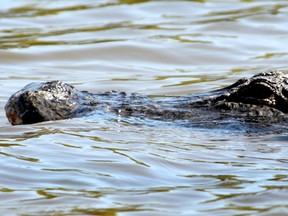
[1,0,288,215]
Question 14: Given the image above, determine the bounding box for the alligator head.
[5,71,288,127]
[213,71,288,113]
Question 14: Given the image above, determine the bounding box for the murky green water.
[1,0,288,215]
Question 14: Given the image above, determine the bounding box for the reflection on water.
[1,0,288,215]
[1,119,288,215]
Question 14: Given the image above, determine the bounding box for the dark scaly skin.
[5,71,288,131]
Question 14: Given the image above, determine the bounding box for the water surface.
[1,0,288,215]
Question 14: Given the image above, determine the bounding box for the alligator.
[5,71,288,132]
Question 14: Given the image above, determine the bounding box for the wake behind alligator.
[5,71,288,133]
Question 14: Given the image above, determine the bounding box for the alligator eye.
[282,87,288,98]
[247,83,273,99]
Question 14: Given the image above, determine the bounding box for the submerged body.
[5,71,288,132]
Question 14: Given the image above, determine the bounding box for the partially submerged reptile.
[5,71,288,132]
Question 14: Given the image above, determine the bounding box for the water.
[1,0,288,215]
